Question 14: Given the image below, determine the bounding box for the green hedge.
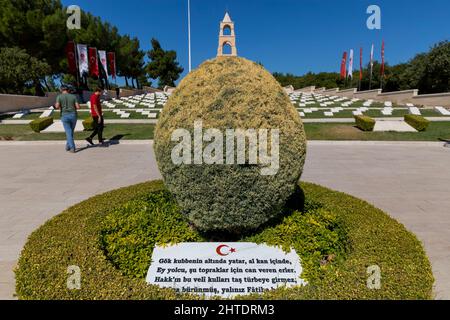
[15,180,434,300]
[82,117,94,131]
[354,115,376,131]
[100,190,347,281]
[404,115,430,132]
[29,117,53,133]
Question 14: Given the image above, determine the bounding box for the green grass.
[299,110,356,118]
[0,124,155,141]
[0,113,41,121]
[304,121,450,141]
[363,109,410,118]
[296,108,446,119]
[2,121,450,142]
[79,110,162,120]
[1,110,162,121]
[15,180,434,300]
[100,190,347,281]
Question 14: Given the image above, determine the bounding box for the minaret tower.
[217,12,237,57]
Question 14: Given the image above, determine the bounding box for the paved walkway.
[42,120,84,133]
[1,141,449,299]
[373,120,416,132]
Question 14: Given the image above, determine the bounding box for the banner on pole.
[66,41,77,75]
[380,40,385,76]
[340,52,348,79]
[348,49,354,79]
[360,47,363,81]
[88,47,99,78]
[98,50,108,77]
[107,52,116,79]
[370,44,374,68]
[76,44,89,77]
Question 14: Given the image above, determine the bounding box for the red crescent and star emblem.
[216,244,236,256]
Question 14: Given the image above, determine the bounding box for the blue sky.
[62,0,449,83]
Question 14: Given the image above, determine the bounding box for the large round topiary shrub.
[154,56,307,233]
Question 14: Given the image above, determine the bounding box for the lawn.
[1,122,450,141]
[0,110,162,121]
[0,124,155,141]
[304,121,450,141]
[296,108,446,119]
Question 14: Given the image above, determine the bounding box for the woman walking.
[55,86,80,153]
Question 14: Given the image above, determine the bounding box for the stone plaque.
[146,242,307,298]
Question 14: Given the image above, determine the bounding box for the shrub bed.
[29,117,53,133]
[15,181,434,300]
[354,115,376,131]
[404,115,430,132]
[100,190,347,281]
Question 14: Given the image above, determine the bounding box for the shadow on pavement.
[76,134,129,153]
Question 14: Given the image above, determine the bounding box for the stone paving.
[0,140,449,299]
[373,119,417,132]
[41,120,85,133]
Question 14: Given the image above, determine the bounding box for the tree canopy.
[146,38,184,88]
[0,47,51,94]
[0,0,180,95]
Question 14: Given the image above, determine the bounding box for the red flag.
[380,40,385,77]
[66,41,77,75]
[88,47,99,77]
[359,47,363,81]
[340,52,348,79]
[107,52,116,79]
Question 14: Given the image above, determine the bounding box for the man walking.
[55,86,80,153]
[86,88,105,146]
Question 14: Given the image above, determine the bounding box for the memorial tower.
[217,12,237,57]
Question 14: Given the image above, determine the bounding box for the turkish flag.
[88,47,99,78]
[107,52,116,79]
[340,52,347,80]
[380,40,385,76]
[359,47,363,81]
[66,42,77,75]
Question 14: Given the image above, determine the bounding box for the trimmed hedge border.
[82,117,94,131]
[15,181,434,300]
[29,117,53,133]
[404,115,430,132]
[354,115,376,132]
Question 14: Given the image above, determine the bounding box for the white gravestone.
[146,242,307,298]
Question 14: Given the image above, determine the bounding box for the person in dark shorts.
[86,88,105,145]
[115,87,120,99]
[55,86,80,153]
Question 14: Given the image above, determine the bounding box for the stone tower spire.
[217,12,237,57]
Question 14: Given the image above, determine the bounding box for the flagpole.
[188,0,192,73]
